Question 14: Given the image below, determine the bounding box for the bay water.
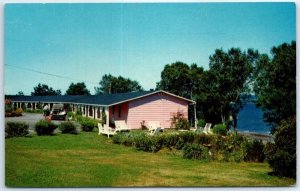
[237,102,270,135]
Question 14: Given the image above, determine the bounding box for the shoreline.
[238,131,275,143]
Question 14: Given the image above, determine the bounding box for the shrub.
[183,144,210,160]
[265,117,296,178]
[81,120,95,132]
[197,119,206,128]
[76,110,82,116]
[175,118,190,130]
[140,120,148,130]
[134,134,157,152]
[75,115,98,132]
[242,139,265,162]
[15,108,23,116]
[170,111,190,130]
[158,133,179,149]
[35,120,57,136]
[112,132,136,146]
[179,131,195,143]
[67,112,75,119]
[24,109,43,113]
[59,122,77,134]
[194,133,213,145]
[213,124,227,135]
[5,122,29,138]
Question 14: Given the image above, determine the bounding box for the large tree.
[66,82,91,95]
[254,41,296,178]
[253,41,296,132]
[95,74,143,95]
[156,62,205,125]
[157,62,193,98]
[198,48,259,129]
[31,83,61,96]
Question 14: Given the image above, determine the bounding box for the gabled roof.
[7,90,195,106]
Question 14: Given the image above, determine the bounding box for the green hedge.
[35,120,57,136]
[112,131,266,163]
[265,117,296,178]
[24,109,43,113]
[5,122,29,138]
[59,122,78,134]
[242,139,265,162]
[75,115,99,132]
[183,144,210,160]
[213,124,227,135]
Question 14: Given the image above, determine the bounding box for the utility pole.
[109,82,111,94]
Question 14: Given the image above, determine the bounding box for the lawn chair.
[115,120,130,132]
[98,123,116,138]
[98,123,104,135]
[203,123,212,134]
[147,121,161,132]
[149,127,162,136]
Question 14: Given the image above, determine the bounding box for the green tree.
[253,41,296,132]
[156,62,204,126]
[66,82,91,95]
[16,91,24,96]
[265,117,296,178]
[156,62,193,98]
[198,48,258,129]
[95,74,143,95]
[31,83,61,96]
[253,41,296,178]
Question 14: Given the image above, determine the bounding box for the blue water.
[237,102,270,135]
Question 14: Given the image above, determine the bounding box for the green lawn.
[5,132,295,187]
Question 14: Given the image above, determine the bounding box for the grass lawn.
[5,132,295,187]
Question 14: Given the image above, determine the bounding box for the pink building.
[9,90,196,129]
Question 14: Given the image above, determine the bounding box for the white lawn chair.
[203,123,212,134]
[98,123,104,135]
[98,123,116,138]
[149,127,162,136]
[147,121,161,132]
[114,120,130,132]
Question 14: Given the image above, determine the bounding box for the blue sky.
[4,3,296,95]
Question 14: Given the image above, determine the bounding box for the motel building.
[8,90,196,129]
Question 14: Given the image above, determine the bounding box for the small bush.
[24,109,43,113]
[140,120,148,130]
[76,110,82,116]
[197,119,206,128]
[35,120,57,136]
[178,131,195,143]
[67,112,75,119]
[175,118,190,130]
[112,133,125,144]
[112,132,136,146]
[265,117,296,178]
[5,122,29,138]
[160,133,179,149]
[81,120,95,132]
[194,133,213,145]
[213,124,227,135]
[59,122,77,134]
[242,139,265,162]
[171,111,190,130]
[134,134,157,152]
[183,144,210,160]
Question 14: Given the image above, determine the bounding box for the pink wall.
[123,93,189,129]
[109,102,129,126]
